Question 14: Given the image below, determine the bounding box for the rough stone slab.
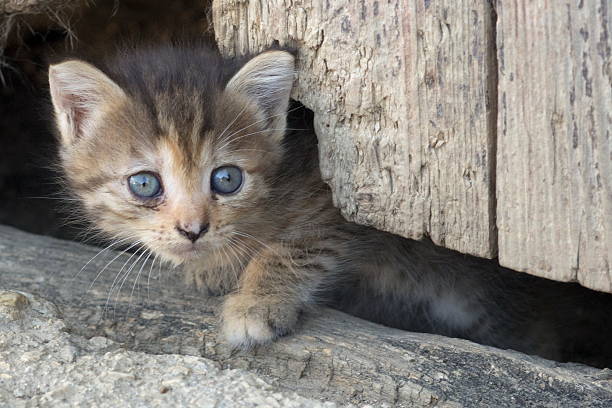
[213,0,497,258]
[1,225,611,406]
[0,290,338,408]
[496,0,612,292]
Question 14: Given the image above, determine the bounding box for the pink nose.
[175,223,209,243]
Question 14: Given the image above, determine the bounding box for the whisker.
[230,235,260,257]
[74,235,136,280]
[112,246,149,316]
[223,238,244,286]
[128,250,153,314]
[22,196,82,201]
[231,230,279,259]
[217,104,304,146]
[216,102,249,142]
[104,244,144,315]
[217,127,306,152]
[231,230,302,273]
[159,257,164,283]
[227,148,273,154]
[216,244,232,287]
[147,254,159,302]
[228,234,269,275]
[85,240,142,294]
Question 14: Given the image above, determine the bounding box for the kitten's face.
[49,49,295,266]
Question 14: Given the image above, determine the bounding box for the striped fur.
[50,45,612,366]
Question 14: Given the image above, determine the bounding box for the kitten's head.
[49,47,295,265]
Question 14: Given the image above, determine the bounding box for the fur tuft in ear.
[226,50,295,140]
[49,60,126,146]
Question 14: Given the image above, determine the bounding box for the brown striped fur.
[49,45,612,366]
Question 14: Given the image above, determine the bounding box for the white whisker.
[217,127,305,152]
[231,230,279,259]
[104,244,144,315]
[147,254,158,302]
[74,235,135,280]
[217,102,249,143]
[113,247,150,316]
[128,250,153,314]
[223,237,244,286]
[216,104,304,148]
[86,240,142,293]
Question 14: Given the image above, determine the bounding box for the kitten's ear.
[225,51,295,141]
[49,60,126,146]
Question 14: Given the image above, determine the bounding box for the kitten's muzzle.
[176,223,209,243]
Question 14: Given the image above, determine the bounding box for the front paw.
[221,293,300,348]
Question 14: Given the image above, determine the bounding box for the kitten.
[49,45,612,366]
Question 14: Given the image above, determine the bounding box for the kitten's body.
[49,45,612,367]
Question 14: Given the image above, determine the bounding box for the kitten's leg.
[221,244,325,348]
[183,264,239,296]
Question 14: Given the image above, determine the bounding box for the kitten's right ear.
[49,60,126,145]
[225,50,295,142]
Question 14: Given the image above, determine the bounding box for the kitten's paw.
[221,293,299,348]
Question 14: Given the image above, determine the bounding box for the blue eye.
[211,166,243,195]
[128,172,162,198]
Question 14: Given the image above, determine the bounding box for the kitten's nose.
[176,223,209,243]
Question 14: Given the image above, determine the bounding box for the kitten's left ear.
[49,60,127,146]
[225,50,295,141]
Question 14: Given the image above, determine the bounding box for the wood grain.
[496,0,612,292]
[213,0,498,258]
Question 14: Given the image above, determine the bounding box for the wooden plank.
[496,1,612,292]
[213,0,497,258]
[1,225,611,406]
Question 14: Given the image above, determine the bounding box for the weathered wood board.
[496,1,612,293]
[213,0,498,258]
[213,0,611,292]
[1,225,611,407]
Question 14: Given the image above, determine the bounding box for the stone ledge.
[0,290,335,407]
[0,225,610,407]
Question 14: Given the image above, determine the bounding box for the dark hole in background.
[0,76,66,238]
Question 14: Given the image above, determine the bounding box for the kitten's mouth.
[154,240,217,265]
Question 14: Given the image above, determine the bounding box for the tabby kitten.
[49,46,611,366]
